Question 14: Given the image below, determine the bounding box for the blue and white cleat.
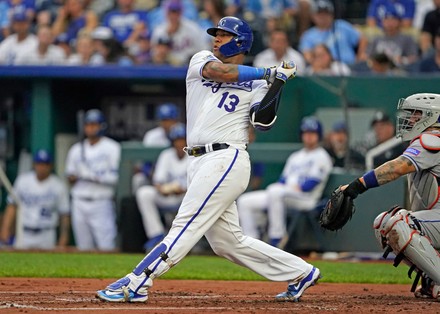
[275,267,321,302]
[96,275,148,302]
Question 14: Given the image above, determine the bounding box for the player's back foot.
[96,275,148,302]
[414,277,440,301]
[275,267,321,302]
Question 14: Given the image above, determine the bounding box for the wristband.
[237,65,264,82]
[344,178,367,199]
[362,170,379,189]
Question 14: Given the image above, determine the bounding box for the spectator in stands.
[150,0,209,65]
[237,117,333,247]
[419,0,440,56]
[147,0,198,33]
[413,0,435,31]
[323,120,364,170]
[419,28,440,72]
[150,35,180,65]
[132,30,151,64]
[353,110,407,168]
[351,52,407,76]
[66,32,95,65]
[135,123,188,252]
[53,32,72,58]
[304,43,351,75]
[102,0,148,50]
[15,25,66,65]
[0,10,37,65]
[0,149,70,250]
[7,0,36,22]
[242,0,299,46]
[366,0,416,29]
[197,0,225,31]
[299,0,364,65]
[86,0,115,19]
[52,0,98,47]
[363,7,419,68]
[253,29,306,75]
[90,27,133,65]
[0,0,10,40]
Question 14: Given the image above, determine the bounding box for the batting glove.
[275,60,297,83]
[262,66,277,84]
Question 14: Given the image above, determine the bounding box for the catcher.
[320,93,440,300]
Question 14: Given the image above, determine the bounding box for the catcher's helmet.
[300,116,323,140]
[169,123,186,141]
[157,103,179,120]
[396,93,440,141]
[84,109,107,136]
[207,16,253,57]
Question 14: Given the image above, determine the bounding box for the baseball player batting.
[97,16,320,303]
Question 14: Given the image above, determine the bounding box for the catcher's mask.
[396,93,440,141]
[207,16,253,57]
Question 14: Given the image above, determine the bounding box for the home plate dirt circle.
[0,278,438,313]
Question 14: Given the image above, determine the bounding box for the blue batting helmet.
[207,16,253,57]
[33,149,52,163]
[169,123,186,141]
[300,116,323,140]
[157,103,179,120]
[84,109,107,136]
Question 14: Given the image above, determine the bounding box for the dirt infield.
[0,278,438,313]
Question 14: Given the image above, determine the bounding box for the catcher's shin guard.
[382,210,440,284]
[373,205,403,250]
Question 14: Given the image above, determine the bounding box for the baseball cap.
[33,149,52,164]
[12,11,29,22]
[313,0,334,13]
[165,0,183,12]
[383,6,402,20]
[91,26,113,41]
[157,103,179,120]
[157,36,172,46]
[371,110,391,126]
[332,121,347,132]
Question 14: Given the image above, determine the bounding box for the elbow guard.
[250,111,277,131]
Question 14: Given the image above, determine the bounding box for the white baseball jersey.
[0,34,37,65]
[237,146,333,239]
[9,171,69,249]
[130,50,316,287]
[153,147,188,189]
[65,136,121,251]
[151,18,210,65]
[281,146,334,201]
[186,50,268,147]
[15,44,66,65]
[136,147,188,238]
[65,136,121,199]
[142,127,170,147]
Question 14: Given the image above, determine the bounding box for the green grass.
[0,251,412,284]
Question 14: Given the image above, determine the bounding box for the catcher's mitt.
[319,186,355,231]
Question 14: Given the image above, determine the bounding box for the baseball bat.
[0,163,23,247]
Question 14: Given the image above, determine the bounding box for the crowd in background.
[0,0,439,74]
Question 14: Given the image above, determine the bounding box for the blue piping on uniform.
[150,149,239,273]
